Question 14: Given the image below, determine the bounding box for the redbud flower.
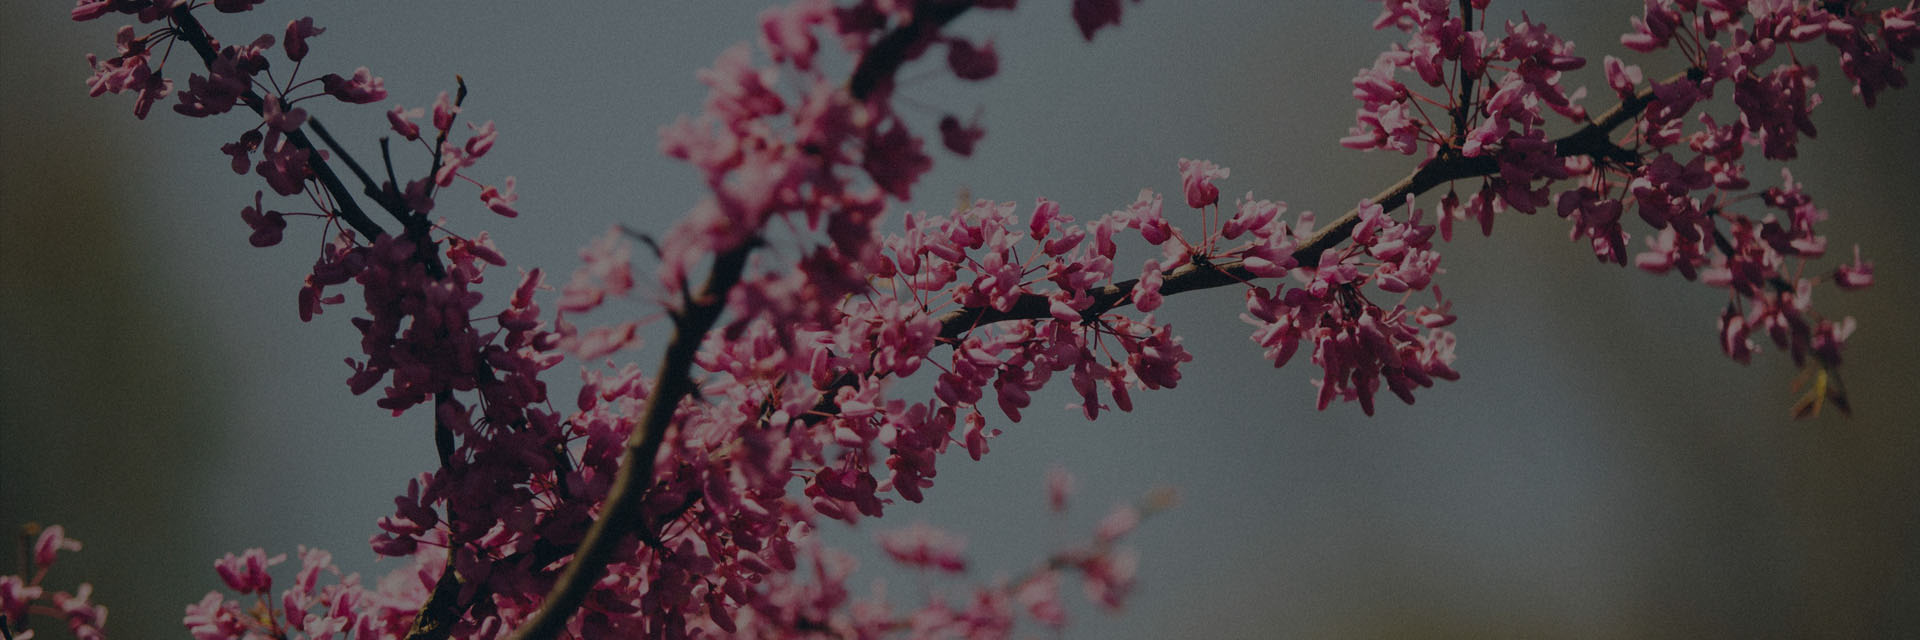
[240,190,286,247]
[33,525,82,569]
[1094,504,1139,543]
[1072,0,1126,41]
[1719,305,1756,364]
[946,37,999,81]
[430,90,457,132]
[938,113,985,156]
[758,1,826,71]
[283,17,322,62]
[1133,259,1164,312]
[71,0,111,21]
[213,548,284,595]
[1017,570,1068,628]
[1603,55,1642,97]
[1047,467,1075,513]
[319,67,387,104]
[386,105,423,141]
[1079,549,1139,610]
[864,119,932,200]
[1178,157,1229,208]
[479,177,519,218]
[1835,244,1873,290]
[1,576,42,631]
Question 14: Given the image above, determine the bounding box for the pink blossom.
[1079,549,1138,610]
[1834,244,1873,290]
[1016,570,1068,628]
[61,2,1916,636]
[1133,258,1164,312]
[171,65,248,118]
[463,120,498,158]
[213,548,285,595]
[1810,317,1856,368]
[432,143,470,187]
[240,190,287,247]
[261,95,307,133]
[758,0,828,70]
[319,66,387,104]
[386,104,423,140]
[946,37,999,81]
[479,176,519,217]
[184,592,247,640]
[1071,0,1129,41]
[2,576,44,632]
[52,583,107,640]
[33,525,83,569]
[1178,157,1229,208]
[938,113,985,156]
[256,138,310,196]
[220,130,261,175]
[71,0,113,21]
[863,118,932,199]
[283,17,322,62]
[430,90,458,133]
[1094,504,1140,542]
[699,44,785,124]
[1047,466,1075,513]
[1719,305,1756,364]
[1622,0,1682,52]
[963,410,997,461]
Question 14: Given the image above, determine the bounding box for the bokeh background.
[4,2,1917,638]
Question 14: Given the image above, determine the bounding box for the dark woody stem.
[166,8,495,639]
[507,4,974,639]
[517,21,1675,640]
[934,71,1675,339]
[167,6,389,240]
[172,3,1685,636]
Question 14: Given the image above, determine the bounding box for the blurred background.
[4,2,1917,637]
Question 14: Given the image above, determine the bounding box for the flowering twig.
[505,244,753,640]
[508,5,976,637]
[931,72,1673,340]
[166,6,389,241]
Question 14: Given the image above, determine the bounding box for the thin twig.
[1449,0,1479,147]
[932,70,1677,339]
[307,117,411,222]
[507,4,975,637]
[506,243,754,640]
[166,6,388,241]
[167,9,502,636]
[421,76,469,211]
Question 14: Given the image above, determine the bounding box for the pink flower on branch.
[60,1,1917,638]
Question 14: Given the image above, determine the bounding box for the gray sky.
[5,2,1919,637]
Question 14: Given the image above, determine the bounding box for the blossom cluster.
[1,525,107,640]
[1342,0,1911,414]
[59,0,1912,638]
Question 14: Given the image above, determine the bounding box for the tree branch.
[506,244,752,640]
[306,117,411,223]
[401,553,466,640]
[1449,0,1480,146]
[167,9,503,635]
[848,2,970,99]
[508,5,976,637]
[166,6,390,241]
[935,71,1676,339]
